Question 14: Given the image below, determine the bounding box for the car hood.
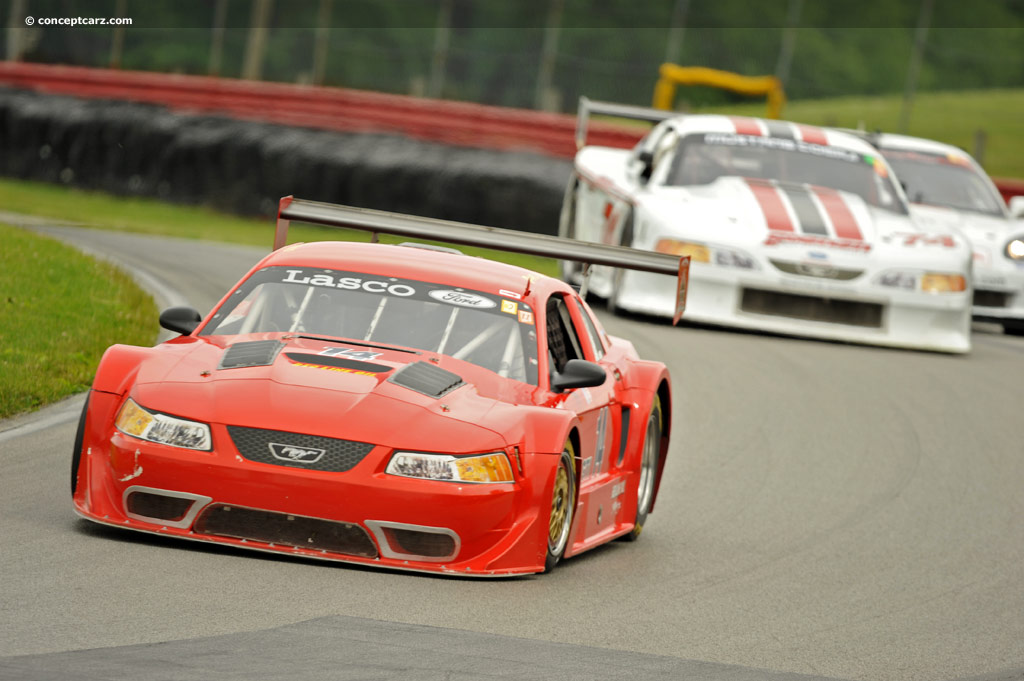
[909,203,1014,264]
[640,177,969,266]
[909,203,1013,238]
[131,334,515,453]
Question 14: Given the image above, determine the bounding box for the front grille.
[194,505,378,557]
[228,426,374,472]
[384,527,457,558]
[741,289,884,328]
[974,289,1011,308]
[126,491,193,522]
[770,260,863,281]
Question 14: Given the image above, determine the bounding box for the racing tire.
[558,179,582,283]
[544,443,577,573]
[620,396,661,542]
[71,394,90,495]
[1003,322,1024,336]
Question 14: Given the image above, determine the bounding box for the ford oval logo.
[428,289,496,308]
[795,262,840,279]
[269,443,325,464]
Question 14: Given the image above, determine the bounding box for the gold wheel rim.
[549,465,570,548]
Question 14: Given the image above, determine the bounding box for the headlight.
[920,273,967,293]
[1006,238,1024,260]
[115,398,212,451]
[386,451,515,483]
[655,239,709,263]
[877,271,917,290]
[655,239,755,269]
[877,271,966,293]
[713,248,756,269]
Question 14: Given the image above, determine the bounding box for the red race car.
[71,199,688,576]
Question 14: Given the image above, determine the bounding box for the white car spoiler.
[274,196,691,325]
[575,96,676,150]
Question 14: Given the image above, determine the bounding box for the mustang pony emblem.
[269,443,325,464]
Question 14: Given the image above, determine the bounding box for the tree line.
[4,0,1023,110]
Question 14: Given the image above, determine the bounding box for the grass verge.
[0,178,559,418]
[0,223,157,419]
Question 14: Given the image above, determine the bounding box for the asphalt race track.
[1,223,1023,681]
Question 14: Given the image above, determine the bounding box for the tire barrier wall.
[0,88,573,235]
[0,62,641,158]
[2,62,1020,217]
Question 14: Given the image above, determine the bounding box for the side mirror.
[1009,195,1024,220]
[159,306,202,335]
[551,359,606,392]
[636,150,654,184]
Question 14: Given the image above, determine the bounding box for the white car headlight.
[877,271,917,290]
[876,271,966,293]
[714,248,756,269]
[386,451,515,483]
[1006,238,1024,261]
[115,398,213,451]
[655,239,756,269]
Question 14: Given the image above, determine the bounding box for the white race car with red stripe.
[865,132,1024,335]
[560,100,973,353]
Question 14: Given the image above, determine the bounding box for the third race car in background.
[864,132,1024,335]
[561,99,974,353]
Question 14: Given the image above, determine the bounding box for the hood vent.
[219,340,285,370]
[388,362,464,398]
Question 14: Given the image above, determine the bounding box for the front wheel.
[71,394,90,495]
[620,396,661,542]
[544,444,577,572]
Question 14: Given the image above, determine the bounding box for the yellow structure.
[652,64,786,119]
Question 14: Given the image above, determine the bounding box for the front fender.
[618,360,672,513]
[490,402,580,457]
[91,344,152,396]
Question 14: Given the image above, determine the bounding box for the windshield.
[881,149,1006,217]
[665,132,908,215]
[201,266,539,385]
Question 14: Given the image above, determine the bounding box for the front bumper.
[614,264,972,353]
[73,391,554,576]
[970,262,1024,327]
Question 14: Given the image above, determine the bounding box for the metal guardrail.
[0,62,642,158]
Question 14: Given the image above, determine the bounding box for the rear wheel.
[620,396,662,542]
[71,394,90,495]
[1003,322,1024,336]
[544,443,576,572]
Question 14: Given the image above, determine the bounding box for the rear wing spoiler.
[275,196,690,324]
[576,96,677,150]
